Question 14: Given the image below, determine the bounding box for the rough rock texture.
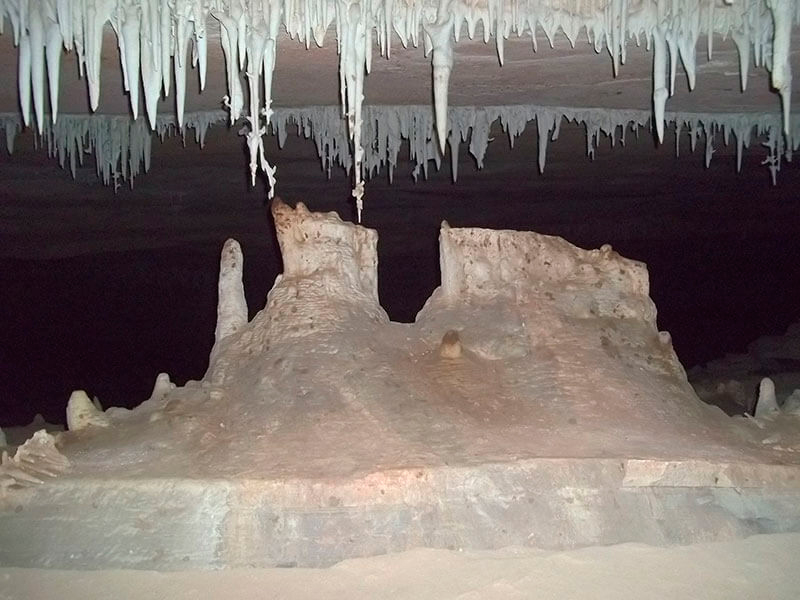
[0,431,70,498]
[1,199,799,569]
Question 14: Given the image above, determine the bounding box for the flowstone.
[1,199,799,569]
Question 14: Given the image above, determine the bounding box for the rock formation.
[214,239,248,345]
[0,431,70,498]
[1,1,796,204]
[755,377,781,418]
[147,373,176,404]
[66,390,110,431]
[1,199,798,569]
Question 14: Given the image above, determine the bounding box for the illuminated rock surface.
[0,200,798,569]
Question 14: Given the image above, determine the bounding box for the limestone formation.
[0,1,796,207]
[66,390,110,431]
[147,373,176,403]
[755,377,780,417]
[272,199,379,303]
[1,201,799,570]
[0,431,70,498]
[214,239,248,345]
[206,199,388,386]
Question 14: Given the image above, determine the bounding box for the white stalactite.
[338,0,368,222]
[195,12,208,91]
[17,32,31,127]
[140,0,162,129]
[45,19,62,124]
[426,0,455,156]
[120,3,141,121]
[2,102,797,192]
[652,27,668,144]
[29,4,45,134]
[767,0,793,138]
[0,0,797,213]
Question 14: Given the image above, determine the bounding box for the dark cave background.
[1,119,799,426]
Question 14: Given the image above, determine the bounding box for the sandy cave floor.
[2,533,798,600]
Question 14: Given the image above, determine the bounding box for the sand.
[1,533,798,600]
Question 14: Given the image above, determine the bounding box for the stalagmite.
[66,390,110,431]
[3,201,800,569]
[755,377,780,417]
[439,329,462,358]
[147,372,175,402]
[214,238,248,344]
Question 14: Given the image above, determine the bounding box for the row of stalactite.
[1,1,796,216]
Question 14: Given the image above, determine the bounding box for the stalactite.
[1,101,797,191]
[0,1,797,211]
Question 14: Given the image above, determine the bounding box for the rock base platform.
[2,458,799,569]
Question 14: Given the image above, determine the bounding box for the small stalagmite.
[439,330,462,359]
[214,238,248,345]
[755,377,780,417]
[66,390,110,431]
[147,372,175,403]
